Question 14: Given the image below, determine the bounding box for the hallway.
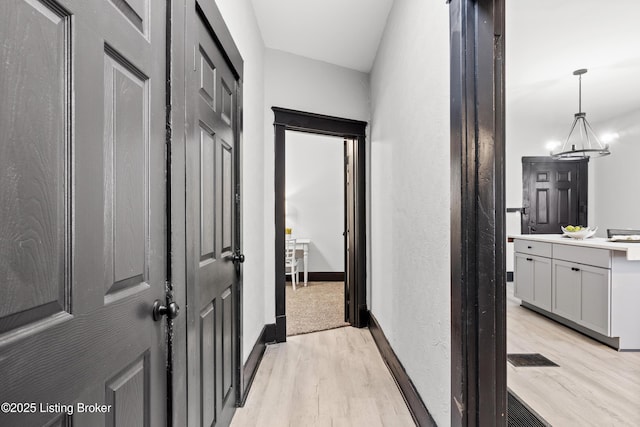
[231,327,415,427]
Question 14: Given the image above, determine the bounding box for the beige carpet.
[286,281,350,336]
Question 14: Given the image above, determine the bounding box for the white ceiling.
[507,0,640,135]
[251,0,394,73]
[251,0,640,137]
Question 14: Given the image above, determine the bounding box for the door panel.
[104,49,149,296]
[536,188,548,224]
[0,0,69,333]
[0,0,167,426]
[186,4,238,426]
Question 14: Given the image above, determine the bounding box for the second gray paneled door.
[185,4,240,427]
[0,0,168,426]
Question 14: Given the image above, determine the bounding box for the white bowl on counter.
[561,226,597,239]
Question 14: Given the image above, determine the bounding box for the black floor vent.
[507,353,559,367]
[508,390,551,427]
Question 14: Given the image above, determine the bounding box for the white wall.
[504,0,640,265]
[213,0,266,364]
[369,1,451,425]
[263,48,370,320]
[593,109,640,233]
[285,132,344,272]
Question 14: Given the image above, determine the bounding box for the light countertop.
[509,234,640,261]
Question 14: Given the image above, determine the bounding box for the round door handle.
[232,253,245,263]
[152,300,180,321]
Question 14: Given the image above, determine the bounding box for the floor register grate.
[507,353,559,367]
[508,390,551,427]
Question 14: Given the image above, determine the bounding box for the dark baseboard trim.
[507,271,513,282]
[358,305,369,327]
[309,272,344,281]
[264,323,276,343]
[369,313,437,427]
[284,271,345,282]
[240,323,276,406]
[275,315,286,343]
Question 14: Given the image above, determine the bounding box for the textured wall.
[263,48,370,320]
[502,0,640,261]
[592,109,640,234]
[285,132,345,272]
[369,0,451,424]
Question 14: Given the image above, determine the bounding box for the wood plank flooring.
[231,327,415,427]
[233,285,640,426]
[507,282,640,426]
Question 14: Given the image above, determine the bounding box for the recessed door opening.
[273,107,367,343]
[505,1,640,425]
[284,131,349,336]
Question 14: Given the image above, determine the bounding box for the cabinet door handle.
[526,258,533,261]
[527,246,532,249]
[571,267,580,272]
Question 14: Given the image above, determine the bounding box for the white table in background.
[294,238,311,285]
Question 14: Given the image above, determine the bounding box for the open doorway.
[450,1,640,424]
[272,107,367,343]
[284,131,349,336]
[505,1,640,425]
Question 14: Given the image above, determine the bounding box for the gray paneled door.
[185,3,240,427]
[0,0,168,426]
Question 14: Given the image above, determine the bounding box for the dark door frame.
[170,1,245,425]
[449,0,507,425]
[272,107,368,343]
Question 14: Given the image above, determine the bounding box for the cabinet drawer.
[514,239,552,258]
[553,244,611,269]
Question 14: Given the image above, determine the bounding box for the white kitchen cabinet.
[552,260,582,322]
[510,234,640,350]
[579,265,610,336]
[552,259,610,336]
[515,253,551,311]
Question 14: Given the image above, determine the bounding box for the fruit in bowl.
[561,225,597,239]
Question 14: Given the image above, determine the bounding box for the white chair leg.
[292,269,296,291]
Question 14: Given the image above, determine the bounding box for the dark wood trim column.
[354,134,368,326]
[274,123,287,341]
[449,0,506,426]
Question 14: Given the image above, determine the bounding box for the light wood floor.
[231,326,415,427]
[507,282,640,426]
[232,285,640,426]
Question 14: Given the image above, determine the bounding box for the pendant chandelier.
[550,68,611,159]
